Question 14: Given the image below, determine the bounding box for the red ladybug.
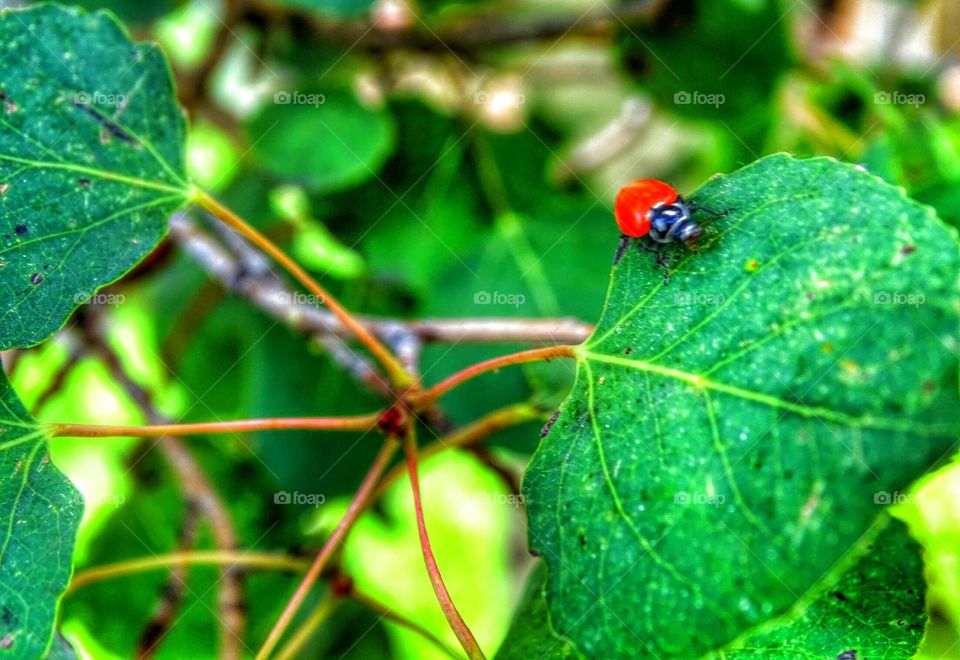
[614,179,701,243]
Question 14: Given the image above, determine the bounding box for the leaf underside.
[0,4,187,349]
[0,366,81,658]
[523,154,960,657]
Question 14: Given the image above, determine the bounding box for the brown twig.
[137,499,201,659]
[169,214,593,348]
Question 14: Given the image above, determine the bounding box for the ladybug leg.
[655,250,673,285]
[614,234,631,265]
[637,239,674,283]
[688,201,732,220]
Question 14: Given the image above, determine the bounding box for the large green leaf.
[500,517,927,658]
[523,154,960,657]
[0,367,82,657]
[0,4,188,349]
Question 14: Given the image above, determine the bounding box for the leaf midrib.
[576,350,954,435]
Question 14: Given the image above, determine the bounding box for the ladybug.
[614,179,702,244]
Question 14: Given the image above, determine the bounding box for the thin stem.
[352,588,462,659]
[47,414,380,438]
[256,438,399,660]
[67,552,308,594]
[403,432,485,660]
[373,403,541,502]
[192,189,412,388]
[416,345,577,406]
[275,592,341,660]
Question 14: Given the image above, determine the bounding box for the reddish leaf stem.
[256,438,398,660]
[47,414,380,438]
[416,344,577,406]
[193,188,412,388]
[403,432,486,660]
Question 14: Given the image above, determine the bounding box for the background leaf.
[523,154,960,657]
[0,4,187,349]
[248,91,395,194]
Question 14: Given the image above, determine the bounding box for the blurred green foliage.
[9,0,960,656]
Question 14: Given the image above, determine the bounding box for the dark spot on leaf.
[30,273,42,285]
[71,101,138,144]
[14,224,26,236]
[901,244,916,255]
[541,410,561,438]
[896,619,906,626]
[830,591,847,602]
[624,347,633,355]
[837,651,857,660]
[78,178,91,188]
[578,534,586,547]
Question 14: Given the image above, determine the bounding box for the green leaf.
[248,91,394,194]
[0,366,82,657]
[500,517,927,658]
[523,154,960,657]
[0,4,188,349]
